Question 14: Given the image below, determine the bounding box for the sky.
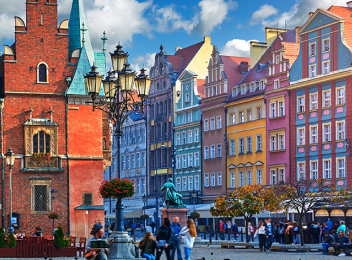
[0,0,349,72]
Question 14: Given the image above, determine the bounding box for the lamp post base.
[108,231,142,260]
[8,227,14,234]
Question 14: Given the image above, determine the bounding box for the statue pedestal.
[161,207,189,227]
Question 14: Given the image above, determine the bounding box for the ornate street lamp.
[190,189,198,213]
[5,148,15,234]
[50,188,58,235]
[84,44,152,259]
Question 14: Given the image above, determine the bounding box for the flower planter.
[0,248,17,257]
[52,247,76,257]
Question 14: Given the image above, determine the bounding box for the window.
[194,176,199,190]
[274,80,279,89]
[259,81,265,90]
[336,87,345,105]
[176,155,181,169]
[250,83,255,92]
[213,86,217,96]
[194,129,199,142]
[136,180,140,194]
[271,170,277,185]
[210,118,215,130]
[204,146,209,159]
[204,173,209,187]
[246,137,252,153]
[276,55,280,64]
[230,172,235,188]
[298,127,305,146]
[323,38,330,52]
[323,61,330,74]
[188,176,193,190]
[211,173,216,186]
[247,170,252,185]
[126,156,130,169]
[324,159,331,179]
[194,152,199,167]
[239,138,244,154]
[230,113,235,125]
[210,145,215,159]
[136,153,140,168]
[257,169,262,184]
[131,154,135,168]
[188,131,192,144]
[278,101,284,116]
[310,42,316,56]
[217,172,222,186]
[182,177,187,191]
[270,103,276,118]
[279,169,285,182]
[217,144,222,158]
[142,178,145,194]
[176,178,181,191]
[323,90,331,108]
[204,119,209,131]
[310,64,316,77]
[239,172,244,187]
[121,157,124,170]
[230,139,235,156]
[310,125,318,144]
[323,123,331,142]
[337,158,345,178]
[257,107,262,119]
[38,63,48,83]
[182,113,186,124]
[34,185,48,212]
[33,131,50,154]
[239,111,244,123]
[256,135,262,151]
[247,110,252,121]
[182,155,187,168]
[298,96,305,113]
[176,133,180,146]
[241,86,246,94]
[188,111,192,122]
[232,88,236,97]
[311,161,318,180]
[216,116,222,129]
[141,152,145,166]
[271,136,276,151]
[188,153,193,167]
[185,93,190,103]
[298,162,305,180]
[182,132,186,145]
[310,93,318,110]
[337,121,345,140]
[279,134,285,150]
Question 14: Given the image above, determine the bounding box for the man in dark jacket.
[322,230,335,255]
[170,217,182,260]
[232,221,239,241]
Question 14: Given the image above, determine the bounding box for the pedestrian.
[302,223,308,244]
[337,221,347,235]
[285,222,293,244]
[277,222,284,244]
[139,232,158,260]
[132,222,137,236]
[156,218,173,260]
[86,223,114,260]
[333,221,339,231]
[232,221,238,241]
[265,218,273,251]
[219,220,226,240]
[321,230,335,255]
[150,221,156,234]
[254,221,267,252]
[311,222,320,244]
[170,217,182,260]
[179,219,197,260]
[248,222,254,242]
[326,218,333,231]
[226,220,232,238]
[293,222,300,244]
[333,230,348,256]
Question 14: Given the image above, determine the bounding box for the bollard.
[215,230,218,240]
[204,229,206,239]
[228,230,230,241]
[240,229,243,242]
[209,233,212,245]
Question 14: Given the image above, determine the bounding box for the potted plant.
[0,228,16,257]
[140,214,149,221]
[52,226,76,257]
[33,152,51,161]
[99,178,135,200]
[190,211,200,220]
[48,212,59,220]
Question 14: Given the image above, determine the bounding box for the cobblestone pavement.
[0,245,343,260]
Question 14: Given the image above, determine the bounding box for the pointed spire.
[160,44,164,53]
[101,31,108,52]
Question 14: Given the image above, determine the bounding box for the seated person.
[321,230,334,255]
[33,227,42,237]
[343,230,352,256]
[139,232,158,260]
[334,230,348,256]
[86,223,113,260]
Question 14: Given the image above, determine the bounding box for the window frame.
[210,173,216,186]
[239,111,244,123]
[257,169,263,185]
[270,102,276,118]
[204,119,209,132]
[210,145,215,159]
[246,136,252,153]
[323,159,331,179]
[310,160,318,180]
[230,139,236,156]
[188,176,193,190]
[309,92,318,111]
[239,138,244,154]
[217,172,222,186]
[37,62,49,83]
[216,116,222,129]
[271,169,277,185]
[194,175,199,190]
[194,152,199,167]
[256,134,262,152]
[257,106,262,119]
[247,109,252,122]
[239,171,244,187]
[298,162,305,181]
[194,129,199,142]
[323,38,330,53]
[230,113,236,125]
[297,127,305,146]
[323,123,331,142]
[336,86,345,105]
[278,101,285,117]
[309,42,316,57]
[336,157,345,178]
[297,95,305,113]
[210,118,216,130]
[217,143,222,158]
[274,79,280,89]
[322,90,331,108]
[204,173,209,187]
[309,64,317,77]
[310,125,318,144]
[230,172,235,188]
[278,134,285,150]
[322,60,330,74]
[204,146,209,160]
[336,120,345,141]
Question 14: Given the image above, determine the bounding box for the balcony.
[21,156,63,173]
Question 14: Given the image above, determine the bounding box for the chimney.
[175,47,182,53]
[240,61,249,75]
[309,12,314,17]
[347,1,352,7]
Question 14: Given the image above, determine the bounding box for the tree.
[8,233,16,248]
[210,184,282,243]
[276,180,339,246]
[54,226,65,249]
[0,228,7,248]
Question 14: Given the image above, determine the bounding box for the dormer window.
[241,86,246,95]
[232,88,236,97]
[259,81,265,90]
[37,63,48,83]
[309,42,316,56]
[250,83,255,92]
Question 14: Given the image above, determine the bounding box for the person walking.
[265,218,273,251]
[170,217,182,260]
[150,221,156,234]
[278,222,284,245]
[139,232,158,260]
[232,221,238,241]
[156,218,173,260]
[254,221,267,252]
[333,230,348,256]
[226,220,232,239]
[293,222,300,245]
[219,220,226,240]
[132,222,137,236]
[179,219,197,260]
[321,230,335,255]
[248,222,254,242]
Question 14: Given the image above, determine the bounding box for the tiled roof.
[197,79,205,99]
[328,6,352,49]
[221,55,250,89]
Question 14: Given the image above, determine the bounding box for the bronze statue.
[161,178,185,207]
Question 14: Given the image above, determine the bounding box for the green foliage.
[140,214,149,220]
[8,233,16,248]
[54,226,65,249]
[64,238,70,248]
[190,211,200,219]
[48,212,59,219]
[0,228,7,248]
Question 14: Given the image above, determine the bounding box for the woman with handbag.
[179,219,197,260]
[139,232,158,260]
[156,218,173,260]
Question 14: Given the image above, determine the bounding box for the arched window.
[160,102,163,114]
[37,63,48,83]
[102,139,106,150]
[33,131,50,153]
[163,81,166,89]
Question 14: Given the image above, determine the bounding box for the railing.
[21,156,63,172]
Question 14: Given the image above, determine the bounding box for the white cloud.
[220,39,257,57]
[249,4,278,26]
[130,52,157,74]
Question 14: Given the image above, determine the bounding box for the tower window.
[38,63,48,83]
[33,131,50,154]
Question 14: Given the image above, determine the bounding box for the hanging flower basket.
[33,152,51,161]
[48,212,59,220]
[99,178,135,199]
[190,211,200,219]
[140,214,149,220]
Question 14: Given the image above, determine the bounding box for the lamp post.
[190,189,198,213]
[142,194,147,215]
[155,144,165,232]
[5,148,15,234]
[85,44,152,259]
[50,188,57,235]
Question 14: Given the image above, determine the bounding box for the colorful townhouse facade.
[174,70,204,204]
[201,46,250,202]
[289,6,352,187]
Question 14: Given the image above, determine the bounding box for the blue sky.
[0,0,348,72]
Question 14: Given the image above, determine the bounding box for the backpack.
[223,224,226,229]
